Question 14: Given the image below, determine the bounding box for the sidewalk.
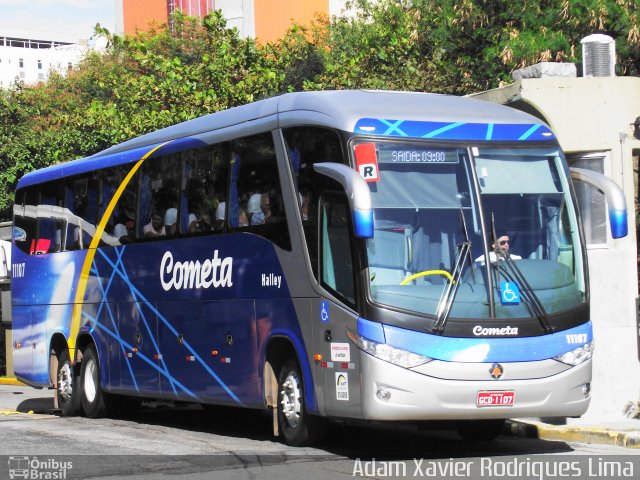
[508,417,640,448]
[0,377,24,386]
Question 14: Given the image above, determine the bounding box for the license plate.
[476,390,515,407]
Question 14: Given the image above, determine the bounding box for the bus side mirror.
[313,163,374,238]
[570,167,628,239]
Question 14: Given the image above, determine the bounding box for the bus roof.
[17,90,551,189]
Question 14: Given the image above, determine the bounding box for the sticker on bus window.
[499,281,520,304]
[336,372,349,401]
[29,238,51,255]
[355,143,380,183]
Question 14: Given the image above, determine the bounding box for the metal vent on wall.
[581,34,616,77]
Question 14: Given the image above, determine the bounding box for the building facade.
[0,36,89,88]
[117,0,349,42]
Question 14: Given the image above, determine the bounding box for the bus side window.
[13,188,37,255]
[283,127,346,279]
[139,154,181,240]
[183,143,229,235]
[98,166,136,245]
[64,176,98,250]
[229,133,291,250]
[37,180,64,254]
[320,192,355,306]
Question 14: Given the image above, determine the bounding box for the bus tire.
[277,358,324,446]
[80,345,108,418]
[456,419,505,441]
[56,349,81,417]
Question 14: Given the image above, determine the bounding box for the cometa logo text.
[160,250,233,291]
[472,325,519,336]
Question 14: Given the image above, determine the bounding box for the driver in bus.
[475,233,521,265]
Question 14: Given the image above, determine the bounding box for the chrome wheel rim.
[58,362,73,401]
[280,371,302,428]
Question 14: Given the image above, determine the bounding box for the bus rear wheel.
[456,419,506,441]
[80,345,108,418]
[277,359,324,446]
[56,349,81,416]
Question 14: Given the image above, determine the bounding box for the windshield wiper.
[489,214,553,334]
[433,210,472,334]
[495,252,553,333]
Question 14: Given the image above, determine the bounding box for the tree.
[275,0,640,93]
[0,11,282,219]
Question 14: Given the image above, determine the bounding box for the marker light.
[553,341,594,366]
[347,330,431,369]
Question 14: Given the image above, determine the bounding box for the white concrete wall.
[215,0,255,38]
[474,76,640,420]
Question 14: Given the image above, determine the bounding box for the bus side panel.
[12,306,36,384]
[12,249,80,386]
[156,299,257,405]
[116,301,160,395]
[83,233,301,408]
[315,299,363,420]
[257,297,317,413]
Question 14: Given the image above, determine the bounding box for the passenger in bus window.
[300,192,311,222]
[247,193,262,224]
[114,218,135,244]
[251,193,272,225]
[238,208,249,227]
[143,213,165,238]
[189,210,213,233]
[213,202,226,230]
[164,207,178,236]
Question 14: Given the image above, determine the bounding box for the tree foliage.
[1,1,639,219]
[285,0,640,93]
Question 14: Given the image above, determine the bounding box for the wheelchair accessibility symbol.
[320,301,330,323]
[500,281,520,304]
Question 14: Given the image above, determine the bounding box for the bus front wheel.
[56,349,81,416]
[80,345,108,418]
[277,359,324,446]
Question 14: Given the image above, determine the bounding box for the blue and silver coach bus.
[12,90,627,445]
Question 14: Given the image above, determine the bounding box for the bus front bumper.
[360,352,591,421]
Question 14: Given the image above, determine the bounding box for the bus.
[11,90,627,445]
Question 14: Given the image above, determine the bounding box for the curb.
[0,377,25,386]
[508,420,640,449]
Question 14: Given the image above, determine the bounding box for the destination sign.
[378,145,460,164]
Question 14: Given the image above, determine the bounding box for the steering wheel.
[400,269,453,285]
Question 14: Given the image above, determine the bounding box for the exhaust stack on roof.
[581,34,616,77]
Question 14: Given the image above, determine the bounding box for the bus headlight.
[347,330,432,368]
[553,341,594,366]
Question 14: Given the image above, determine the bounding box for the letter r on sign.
[355,143,380,182]
[358,164,378,181]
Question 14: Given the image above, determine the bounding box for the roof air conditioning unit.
[581,34,615,77]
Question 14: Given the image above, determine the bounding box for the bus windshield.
[362,141,585,321]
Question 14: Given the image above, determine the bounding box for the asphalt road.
[0,385,638,480]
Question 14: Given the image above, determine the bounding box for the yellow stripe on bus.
[68,142,171,359]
